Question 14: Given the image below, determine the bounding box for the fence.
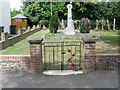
[42,41,83,70]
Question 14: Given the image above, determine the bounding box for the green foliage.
[21,2,120,29]
[80,18,90,33]
[22,2,66,24]
[21,28,27,31]
[74,21,80,29]
[11,9,22,17]
[90,20,96,29]
[39,20,49,28]
[49,13,59,33]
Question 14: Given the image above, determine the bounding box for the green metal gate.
[42,41,83,70]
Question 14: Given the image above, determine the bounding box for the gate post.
[83,38,97,73]
[28,38,43,72]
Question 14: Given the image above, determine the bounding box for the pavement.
[1,70,119,88]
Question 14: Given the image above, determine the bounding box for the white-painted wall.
[0,0,11,33]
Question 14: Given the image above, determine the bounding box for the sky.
[10,0,23,11]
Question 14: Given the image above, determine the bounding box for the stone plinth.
[64,26,75,35]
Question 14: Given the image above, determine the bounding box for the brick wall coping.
[0,55,30,56]
[82,38,98,43]
[95,54,120,56]
[28,38,43,44]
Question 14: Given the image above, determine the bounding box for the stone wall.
[0,26,41,50]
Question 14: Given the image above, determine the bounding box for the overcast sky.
[10,0,23,11]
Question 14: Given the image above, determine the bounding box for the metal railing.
[42,41,83,70]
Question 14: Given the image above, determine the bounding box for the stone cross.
[64,2,75,35]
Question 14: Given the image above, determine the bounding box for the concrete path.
[1,70,118,88]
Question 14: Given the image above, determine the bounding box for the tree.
[11,9,22,17]
[49,13,59,33]
[22,2,66,23]
[21,1,120,29]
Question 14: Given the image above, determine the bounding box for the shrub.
[90,20,96,29]
[39,20,49,28]
[74,20,80,29]
[21,28,27,31]
[80,18,90,33]
[49,13,59,33]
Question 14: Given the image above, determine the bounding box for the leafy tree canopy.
[21,1,120,27]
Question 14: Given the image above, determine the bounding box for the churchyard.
[0,1,120,88]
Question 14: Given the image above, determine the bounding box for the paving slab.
[1,70,118,88]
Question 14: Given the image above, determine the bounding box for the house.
[11,14,28,32]
[0,0,11,33]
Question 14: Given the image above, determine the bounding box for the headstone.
[32,25,36,30]
[113,18,116,30]
[27,26,31,32]
[107,19,110,30]
[95,20,99,31]
[36,24,40,29]
[43,25,46,29]
[64,2,75,35]
[61,19,65,29]
[18,28,22,35]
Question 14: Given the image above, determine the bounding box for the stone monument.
[64,2,75,35]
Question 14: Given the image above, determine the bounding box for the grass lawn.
[0,29,119,55]
[0,29,49,55]
[91,30,119,54]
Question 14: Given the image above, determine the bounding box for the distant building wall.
[0,0,11,33]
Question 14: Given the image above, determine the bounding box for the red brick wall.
[0,55,31,71]
[83,42,96,73]
[95,54,120,70]
[29,38,43,72]
[0,54,119,72]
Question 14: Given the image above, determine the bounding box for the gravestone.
[64,2,75,35]
[113,18,116,30]
[61,19,65,29]
[107,19,110,30]
[95,20,99,31]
